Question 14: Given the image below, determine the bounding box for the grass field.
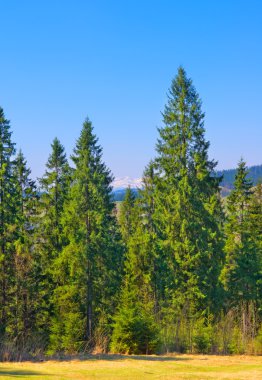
[0,354,261,379]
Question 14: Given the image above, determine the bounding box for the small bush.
[193,319,213,354]
[48,312,84,354]
[110,307,159,354]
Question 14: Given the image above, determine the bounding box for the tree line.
[0,67,261,359]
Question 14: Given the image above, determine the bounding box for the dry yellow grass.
[0,354,261,379]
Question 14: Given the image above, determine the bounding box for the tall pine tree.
[249,181,262,312]
[49,118,122,352]
[153,67,224,313]
[111,184,159,354]
[11,150,38,345]
[222,159,261,340]
[0,107,16,339]
[36,138,71,342]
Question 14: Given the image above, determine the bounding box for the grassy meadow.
[0,354,261,380]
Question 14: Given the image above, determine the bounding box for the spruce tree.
[113,68,225,353]
[249,181,262,305]
[119,186,136,244]
[11,150,38,345]
[111,185,159,354]
[39,137,71,254]
[222,160,257,302]
[222,160,261,339]
[0,107,16,339]
[153,67,224,314]
[49,118,122,352]
[110,272,159,354]
[36,138,71,340]
[140,162,168,317]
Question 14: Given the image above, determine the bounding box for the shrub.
[110,306,159,354]
[193,319,213,354]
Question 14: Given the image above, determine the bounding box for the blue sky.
[1,0,261,179]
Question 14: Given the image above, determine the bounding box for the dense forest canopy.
[0,67,261,359]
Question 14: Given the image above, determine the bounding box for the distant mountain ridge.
[112,177,142,201]
[112,164,262,201]
[112,176,143,190]
[216,164,262,189]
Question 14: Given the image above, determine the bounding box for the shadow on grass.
[47,353,191,362]
[0,368,47,377]
[0,353,192,365]
[95,354,190,362]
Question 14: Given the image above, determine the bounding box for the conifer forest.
[0,67,261,359]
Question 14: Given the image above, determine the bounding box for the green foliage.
[110,280,159,354]
[111,309,159,354]
[0,107,16,339]
[153,67,224,314]
[10,150,39,344]
[49,311,85,354]
[119,187,136,244]
[49,118,122,352]
[249,182,262,315]
[36,138,71,343]
[38,137,71,257]
[193,317,214,354]
[221,160,261,313]
[0,68,262,358]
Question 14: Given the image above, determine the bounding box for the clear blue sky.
[1,0,261,179]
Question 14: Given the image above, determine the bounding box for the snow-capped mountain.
[112,176,142,190]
